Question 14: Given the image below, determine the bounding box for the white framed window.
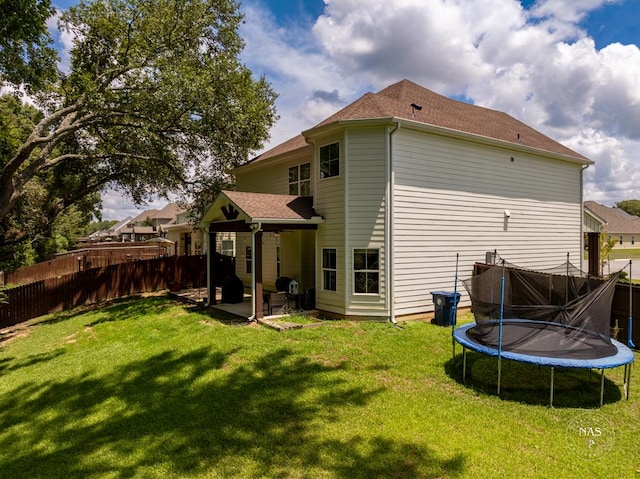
[221,240,234,257]
[353,249,379,294]
[320,142,339,179]
[245,246,252,274]
[322,248,337,291]
[289,162,311,196]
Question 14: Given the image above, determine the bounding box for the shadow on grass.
[445,352,625,408]
[29,295,173,328]
[0,346,466,478]
[0,349,65,374]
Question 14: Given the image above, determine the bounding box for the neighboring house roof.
[110,217,133,234]
[131,226,157,235]
[130,203,186,225]
[246,79,588,166]
[584,201,640,234]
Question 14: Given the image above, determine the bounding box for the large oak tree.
[0,0,277,262]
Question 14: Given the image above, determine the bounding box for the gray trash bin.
[430,291,461,326]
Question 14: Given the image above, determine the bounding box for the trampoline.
[452,258,635,406]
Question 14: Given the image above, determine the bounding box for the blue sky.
[48,0,640,219]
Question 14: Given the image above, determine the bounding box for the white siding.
[236,233,282,291]
[234,150,315,295]
[392,128,584,317]
[314,133,347,314]
[236,150,313,195]
[345,127,388,316]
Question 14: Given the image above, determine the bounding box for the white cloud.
[46,9,76,73]
[100,190,172,221]
[33,0,640,219]
[299,0,640,204]
[240,2,378,151]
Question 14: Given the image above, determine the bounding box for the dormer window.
[289,162,311,196]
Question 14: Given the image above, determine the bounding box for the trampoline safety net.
[463,261,620,360]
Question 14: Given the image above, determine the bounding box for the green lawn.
[608,249,640,260]
[0,296,638,478]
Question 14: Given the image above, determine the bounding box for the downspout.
[387,121,400,323]
[248,222,262,321]
[581,164,588,272]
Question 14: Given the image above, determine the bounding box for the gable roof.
[202,190,323,226]
[224,191,319,221]
[249,79,588,165]
[584,201,640,234]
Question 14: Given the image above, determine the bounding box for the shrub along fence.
[0,255,233,328]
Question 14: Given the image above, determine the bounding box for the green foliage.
[615,199,640,217]
[0,0,277,265]
[0,0,59,91]
[83,220,118,236]
[599,231,617,275]
[0,96,102,268]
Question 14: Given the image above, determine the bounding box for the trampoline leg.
[452,338,456,367]
[624,363,631,400]
[600,369,605,407]
[550,367,554,407]
[497,357,502,397]
[462,348,467,384]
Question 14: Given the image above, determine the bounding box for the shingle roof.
[584,201,640,234]
[224,191,318,221]
[251,79,587,164]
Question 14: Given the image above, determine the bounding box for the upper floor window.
[320,142,339,179]
[289,163,311,196]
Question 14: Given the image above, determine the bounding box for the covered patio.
[202,191,324,320]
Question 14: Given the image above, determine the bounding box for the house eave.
[251,217,325,225]
[303,116,592,166]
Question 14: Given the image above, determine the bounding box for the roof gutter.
[248,217,325,225]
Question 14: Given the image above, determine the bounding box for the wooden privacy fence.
[0,255,233,328]
[2,244,167,286]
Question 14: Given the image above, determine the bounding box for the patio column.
[587,232,600,277]
[254,230,264,319]
[208,230,217,305]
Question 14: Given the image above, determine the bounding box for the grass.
[0,296,638,478]
[607,249,640,260]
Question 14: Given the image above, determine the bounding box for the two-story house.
[201,80,592,321]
